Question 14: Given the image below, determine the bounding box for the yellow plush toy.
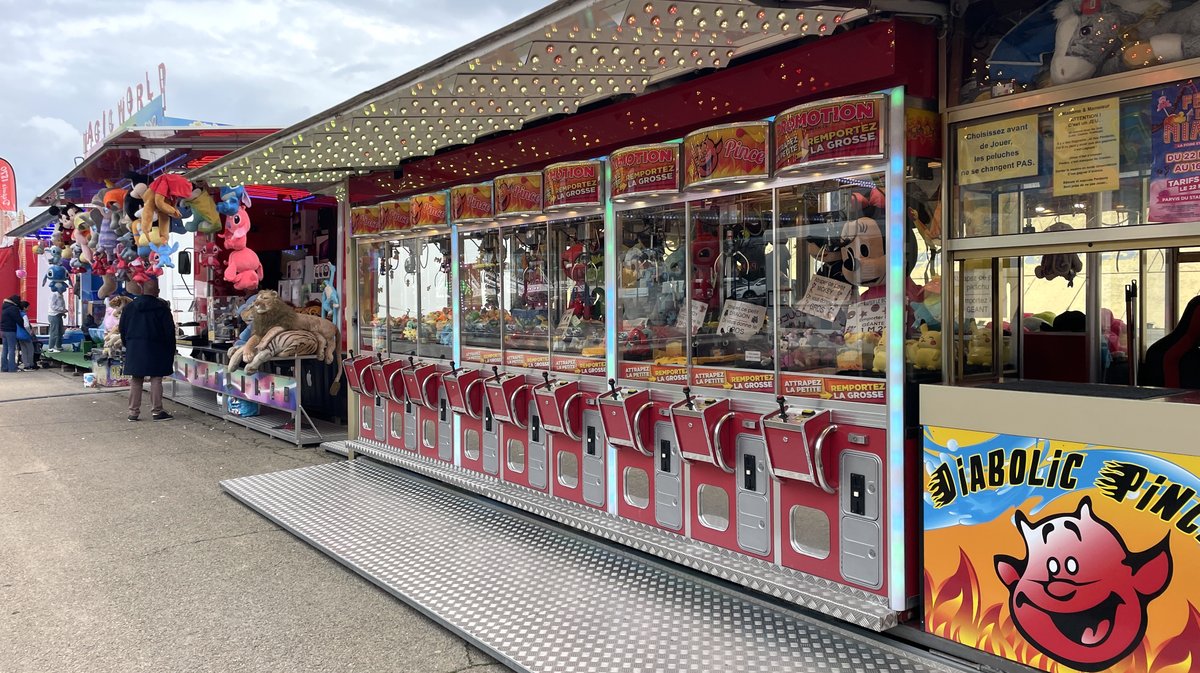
[838,332,881,371]
[912,325,942,370]
[871,330,888,373]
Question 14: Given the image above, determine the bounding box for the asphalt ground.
[0,369,505,673]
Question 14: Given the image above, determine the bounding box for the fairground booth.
[24,121,345,445]
[193,2,1200,673]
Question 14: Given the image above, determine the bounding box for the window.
[697,484,730,531]
[557,452,579,488]
[623,467,650,509]
[789,505,831,559]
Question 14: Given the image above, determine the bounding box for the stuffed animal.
[1051,0,1200,85]
[150,241,179,269]
[911,325,942,370]
[138,174,191,247]
[183,186,222,234]
[837,331,881,371]
[871,330,888,373]
[222,205,262,291]
[102,296,134,352]
[71,213,95,267]
[236,290,340,368]
[1034,222,1083,286]
[321,263,341,325]
[42,265,69,293]
[218,186,250,217]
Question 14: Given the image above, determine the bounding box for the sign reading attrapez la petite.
[775,94,885,171]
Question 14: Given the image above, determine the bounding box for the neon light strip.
[603,159,619,514]
[885,86,907,612]
[451,225,463,468]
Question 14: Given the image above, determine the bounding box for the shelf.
[165,385,346,447]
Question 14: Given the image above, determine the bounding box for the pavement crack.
[139,528,279,558]
[10,468,55,476]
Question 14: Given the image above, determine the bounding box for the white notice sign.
[718,299,768,340]
[796,275,853,322]
[676,299,709,335]
[845,299,886,334]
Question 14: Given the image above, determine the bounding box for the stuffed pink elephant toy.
[221,205,262,291]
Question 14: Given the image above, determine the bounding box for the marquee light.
[195,1,867,188]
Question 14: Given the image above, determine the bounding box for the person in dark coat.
[119,279,176,421]
[0,294,21,373]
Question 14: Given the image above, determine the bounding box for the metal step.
[348,438,898,630]
[221,460,964,673]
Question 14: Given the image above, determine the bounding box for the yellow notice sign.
[1053,97,1119,196]
[956,115,1038,185]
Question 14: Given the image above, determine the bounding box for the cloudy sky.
[0,0,547,212]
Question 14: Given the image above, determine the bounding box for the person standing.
[119,279,175,421]
[16,301,37,371]
[47,290,66,352]
[0,295,21,373]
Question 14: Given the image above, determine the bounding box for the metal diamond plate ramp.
[221,460,963,673]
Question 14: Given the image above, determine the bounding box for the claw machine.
[539,160,609,509]
[395,193,452,463]
[603,89,934,614]
[607,143,690,532]
[443,183,494,474]
[349,208,393,446]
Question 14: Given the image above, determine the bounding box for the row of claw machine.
[342,90,944,627]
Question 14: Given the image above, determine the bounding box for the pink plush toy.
[221,205,262,291]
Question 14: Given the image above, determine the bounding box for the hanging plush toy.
[183,185,222,234]
[217,185,250,217]
[197,241,223,273]
[139,173,192,247]
[222,203,263,291]
[1034,221,1084,286]
[321,263,341,326]
[43,265,69,294]
[150,241,179,269]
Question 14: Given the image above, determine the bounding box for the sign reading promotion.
[682,122,770,188]
[494,172,543,216]
[543,160,602,210]
[611,143,680,197]
[450,183,494,222]
[775,94,885,171]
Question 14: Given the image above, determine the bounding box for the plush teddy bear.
[222,205,262,291]
[1034,222,1083,286]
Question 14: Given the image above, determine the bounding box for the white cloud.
[0,0,547,210]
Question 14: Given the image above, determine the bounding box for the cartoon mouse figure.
[994,496,1172,672]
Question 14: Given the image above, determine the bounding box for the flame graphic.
[926,554,1200,673]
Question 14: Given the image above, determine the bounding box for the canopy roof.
[192,1,887,195]
[30,126,280,208]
